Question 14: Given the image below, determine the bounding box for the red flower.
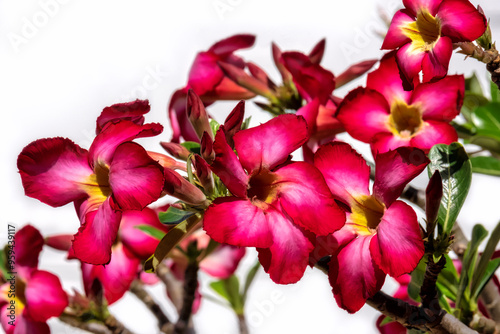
[203,115,346,284]
[314,142,428,313]
[382,0,486,85]
[337,53,463,155]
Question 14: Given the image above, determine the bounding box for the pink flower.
[382,0,486,85]
[169,34,256,142]
[313,142,428,313]
[0,225,68,334]
[49,208,168,305]
[337,53,463,155]
[18,102,165,265]
[203,114,346,284]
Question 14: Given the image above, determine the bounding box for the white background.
[1,0,500,333]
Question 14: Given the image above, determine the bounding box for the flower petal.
[96,100,149,134]
[275,162,345,236]
[234,114,308,173]
[314,142,371,206]
[370,133,412,155]
[17,137,92,207]
[438,0,487,43]
[89,120,163,167]
[403,0,441,16]
[203,198,273,248]
[329,235,386,313]
[72,198,122,265]
[410,120,458,151]
[24,270,68,322]
[395,43,426,86]
[208,34,256,57]
[82,243,140,305]
[119,208,168,259]
[167,88,199,143]
[381,10,414,50]
[200,245,246,279]
[188,52,225,95]
[373,147,429,206]
[109,142,164,210]
[367,52,414,106]
[258,210,314,284]
[281,52,335,104]
[211,127,248,198]
[422,36,453,82]
[370,201,424,277]
[336,88,391,143]
[411,75,464,122]
[15,225,44,278]
[5,313,49,334]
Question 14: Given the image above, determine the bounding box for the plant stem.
[130,280,171,331]
[238,314,249,334]
[58,313,111,334]
[156,262,184,312]
[174,260,199,334]
[367,291,477,334]
[420,255,447,309]
[103,313,134,334]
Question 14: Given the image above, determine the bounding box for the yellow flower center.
[388,100,423,138]
[349,195,386,236]
[247,169,280,209]
[402,9,441,51]
[81,163,112,200]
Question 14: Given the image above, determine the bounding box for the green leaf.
[135,225,166,240]
[436,255,459,301]
[455,224,488,315]
[470,156,500,176]
[209,275,244,315]
[242,261,260,303]
[158,207,195,225]
[144,215,201,273]
[378,316,393,327]
[465,73,484,96]
[210,119,220,136]
[180,141,201,155]
[408,257,427,302]
[471,258,500,301]
[0,248,11,280]
[470,134,500,154]
[471,103,500,135]
[427,143,472,236]
[241,116,252,130]
[471,221,500,297]
[491,80,500,102]
[461,93,489,122]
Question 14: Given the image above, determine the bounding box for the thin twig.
[238,314,249,334]
[157,262,184,312]
[103,313,135,334]
[130,280,171,332]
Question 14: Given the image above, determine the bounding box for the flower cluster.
[10,0,497,332]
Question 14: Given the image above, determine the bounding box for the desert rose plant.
[6,0,500,333]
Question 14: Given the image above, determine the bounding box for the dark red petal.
[96,99,149,134]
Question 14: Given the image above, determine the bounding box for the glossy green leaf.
[471,221,500,297]
[158,206,195,225]
[469,134,500,154]
[144,215,201,273]
[428,143,472,236]
[470,156,500,176]
[242,261,260,303]
[135,225,166,240]
[436,255,459,301]
[472,258,500,301]
[180,141,201,155]
[455,224,488,314]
